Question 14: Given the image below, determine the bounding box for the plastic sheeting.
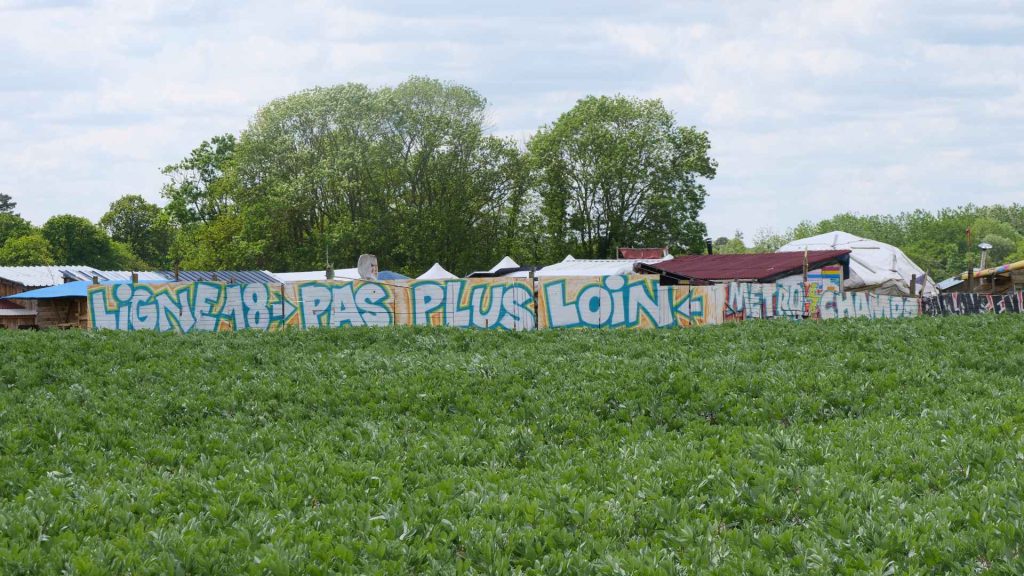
[778,231,937,296]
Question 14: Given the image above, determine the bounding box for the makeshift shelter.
[417,263,457,280]
[638,251,850,287]
[0,267,168,329]
[777,231,936,296]
[939,258,1024,294]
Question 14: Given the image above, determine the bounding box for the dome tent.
[777,231,936,297]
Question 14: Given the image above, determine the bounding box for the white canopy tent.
[777,231,937,296]
[417,263,458,280]
[488,256,519,273]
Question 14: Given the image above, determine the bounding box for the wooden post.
[530,267,539,330]
[910,274,917,297]
[92,275,99,285]
[131,272,138,284]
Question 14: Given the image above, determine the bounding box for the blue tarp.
[1,280,162,300]
[378,270,410,281]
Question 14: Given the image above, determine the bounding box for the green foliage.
[530,95,715,258]
[170,214,265,270]
[0,213,33,248]
[0,234,54,265]
[41,215,145,269]
[714,231,748,254]
[0,192,15,214]
[100,195,176,267]
[230,77,530,275]
[743,204,1024,279]
[161,135,237,227]
[1,316,1023,573]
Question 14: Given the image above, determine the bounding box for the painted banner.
[921,292,1024,316]
[88,278,535,333]
[87,276,921,333]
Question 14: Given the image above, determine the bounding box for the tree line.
[713,204,1024,280]
[0,77,718,276]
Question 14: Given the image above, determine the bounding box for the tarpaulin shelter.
[778,231,936,296]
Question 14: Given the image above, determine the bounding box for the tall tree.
[41,215,140,268]
[0,213,33,248]
[99,195,175,267]
[529,95,716,258]
[161,135,237,227]
[0,193,15,214]
[233,77,529,274]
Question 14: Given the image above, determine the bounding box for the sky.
[1,0,1022,241]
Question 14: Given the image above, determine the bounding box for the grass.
[1,315,1024,574]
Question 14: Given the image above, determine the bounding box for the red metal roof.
[640,250,850,283]
[618,247,668,259]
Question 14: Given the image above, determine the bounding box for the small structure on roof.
[418,263,457,280]
[638,250,851,288]
[617,247,670,259]
[777,231,936,296]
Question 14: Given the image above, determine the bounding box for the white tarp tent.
[777,231,937,296]
[418,263,457,280]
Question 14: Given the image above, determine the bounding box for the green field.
[2,316,1023,574]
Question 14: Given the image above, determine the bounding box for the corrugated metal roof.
[273,268,361,282]
[0,266,171,287]
[641,250,851,283]
[159,270,279,283]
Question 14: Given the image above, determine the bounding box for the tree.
[99,195,175,266]
[231,77,530,274]
[714,231,748,254]
[0,213,33,248]
[529,95,716,258]
[0,193,15,214]
[161,134,237,226]
[0,234,54,266]
[41,215,122,268]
